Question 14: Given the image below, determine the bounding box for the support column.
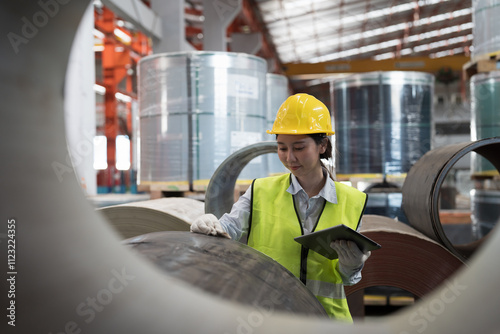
[203,0,242,51]
[151,0,190,52]
[230,32,262,54]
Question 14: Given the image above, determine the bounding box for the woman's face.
[277,134,326,179]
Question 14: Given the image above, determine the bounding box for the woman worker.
[190,93,370,322]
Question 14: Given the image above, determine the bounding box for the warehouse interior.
[2,0,500,332]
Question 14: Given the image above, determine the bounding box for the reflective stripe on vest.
[306,279,346,299]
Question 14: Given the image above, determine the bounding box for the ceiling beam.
[282,55,470,78]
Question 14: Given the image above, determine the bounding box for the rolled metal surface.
[138,51,268,187]
[4,1,500,333]
[266,73,289,175]
[345,215,464,299]
[97,198,204,239]
[205,141,278,218]
[332,71,433,175]
[472,0,500,57]
[402,137,500,261]
[124,231,328,317]
[470,71,500,175]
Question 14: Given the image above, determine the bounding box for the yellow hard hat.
[267,93,334,136]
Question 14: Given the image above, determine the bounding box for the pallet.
[439,210,472,225]
[336,173,407,190]
[137,180,252,201]
[463,50,500,80]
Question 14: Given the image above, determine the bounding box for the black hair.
[307,133,335,180]
[307,133,332,160]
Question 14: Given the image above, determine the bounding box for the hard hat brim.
[266,129,335,136]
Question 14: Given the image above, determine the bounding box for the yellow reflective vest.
[247,174,367,322]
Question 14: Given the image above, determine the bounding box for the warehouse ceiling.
[254,0,473,64]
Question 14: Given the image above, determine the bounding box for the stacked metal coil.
[138,51,268,190]
[332,71,433,176]
[265,73,289,175]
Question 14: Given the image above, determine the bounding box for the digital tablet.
[294,224,381,260]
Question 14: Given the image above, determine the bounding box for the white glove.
[190,213,231,239]
[330,240,371,274]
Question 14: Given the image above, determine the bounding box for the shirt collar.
[286,169,338,204]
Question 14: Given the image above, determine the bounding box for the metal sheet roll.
[138,51,268,189]
[345,215,464,300]
[472,0,500,58]
[265,73,289,175]
[471,71,500,175]
[205,141,278,218]
[124,231,328,317]
[402,138,500,261]
[333,71,433,175]
[97,198,204,239]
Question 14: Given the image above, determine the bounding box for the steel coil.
[402,137,500,261]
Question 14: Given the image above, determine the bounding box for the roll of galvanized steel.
[345,215,464,300]
[123,231,328,317]
[402,138,500,261]
[332,71,433,175]
[470,71,500,176]
[138,51,268,189]
[472,0,500,58]
[205,141,278,218]
[97,198,204,239]
[265,73,289,175]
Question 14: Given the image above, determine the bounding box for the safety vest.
[247,174,367,322]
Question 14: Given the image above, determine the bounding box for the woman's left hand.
[330,240,371,271]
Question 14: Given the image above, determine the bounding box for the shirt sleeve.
[218,185,252,241]
[337,263,363,286]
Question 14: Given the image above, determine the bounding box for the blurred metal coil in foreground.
[123,231,328,317]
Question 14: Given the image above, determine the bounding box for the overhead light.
[93,29,105,40]
[115,135,131,171]
[93,135,107,170]
[115,92,132,103]
[114,28,131,44]
[93,84,106,95]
